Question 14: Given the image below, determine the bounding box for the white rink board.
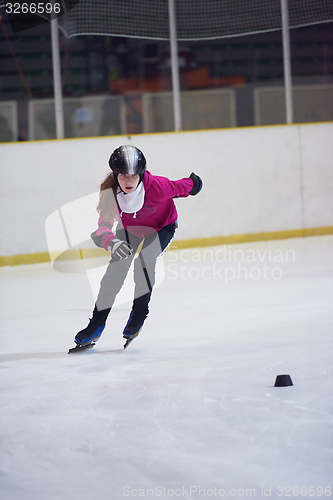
[0,123,332,257]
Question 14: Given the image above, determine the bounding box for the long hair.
[96,172,119,222]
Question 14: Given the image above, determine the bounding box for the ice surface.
[0,236,332,500]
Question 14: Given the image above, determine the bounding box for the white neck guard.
[116,182,145,217]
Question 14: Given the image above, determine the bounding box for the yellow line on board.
[0,252,51,267]
[1,226,332,267]
[169,226,333,250]
[1,121,332,146]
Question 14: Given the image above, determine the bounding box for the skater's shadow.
[0,352,67,363]
[0,349,126,363]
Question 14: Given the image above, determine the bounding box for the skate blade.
[123,329,141,349]
[123,338,133,349]
[68,342,95,354]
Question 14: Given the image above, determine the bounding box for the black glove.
[108,239,133,260]
[189,172,203,195]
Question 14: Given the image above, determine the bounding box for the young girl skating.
[70,145,202,352]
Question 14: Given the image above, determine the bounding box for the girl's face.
[117,173,140,194]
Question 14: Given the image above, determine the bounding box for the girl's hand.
[189,172,203,195]
[108,239,133,260]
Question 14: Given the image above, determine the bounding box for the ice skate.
[75,318,105,346]
[68,318,105,353]
[122,311,147,349]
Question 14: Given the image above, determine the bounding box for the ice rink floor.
[1,236,333,500]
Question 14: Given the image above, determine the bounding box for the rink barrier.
[2,122,332,261]
[1,225,332,267]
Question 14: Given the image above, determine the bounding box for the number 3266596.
[5,3,61,14]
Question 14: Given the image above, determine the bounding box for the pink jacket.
[93,171,194,250]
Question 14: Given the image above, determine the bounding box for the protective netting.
[58,0,333,40]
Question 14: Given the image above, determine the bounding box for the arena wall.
[0,122,332,265]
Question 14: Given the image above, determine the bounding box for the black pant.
[92,222,177,325]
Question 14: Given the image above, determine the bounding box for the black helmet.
[109,145,146,175]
